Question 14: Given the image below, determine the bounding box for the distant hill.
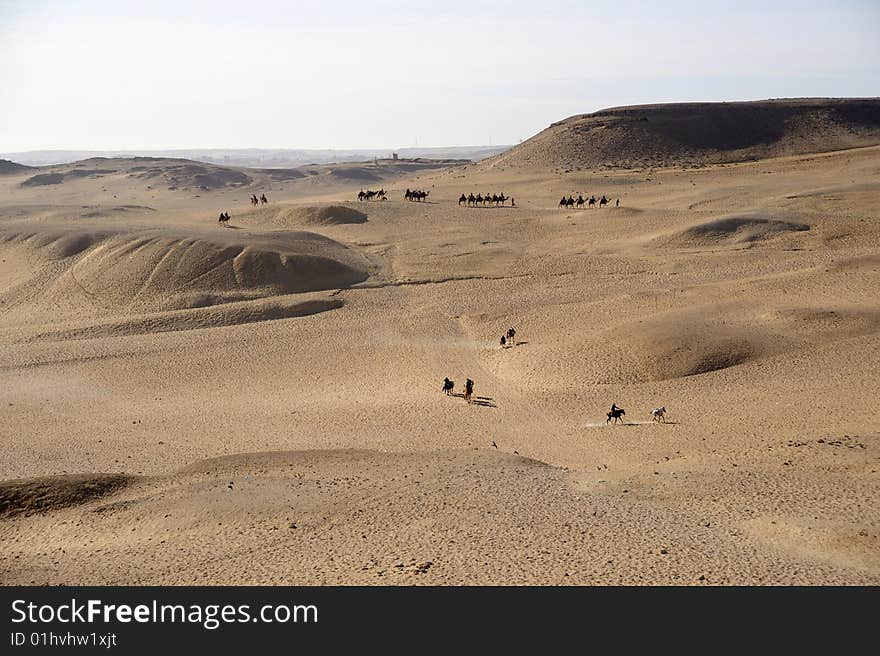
[13,156,471,191]
[482,98,880,171]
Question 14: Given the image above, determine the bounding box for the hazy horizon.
[2,0,878,152]
[0,145,511,168]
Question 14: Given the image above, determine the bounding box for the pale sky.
[1,0,878,151]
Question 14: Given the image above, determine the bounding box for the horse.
[651,407,667,423]
[442,377,455,395]
[607,407,626,424]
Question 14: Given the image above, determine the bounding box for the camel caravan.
[458,192,512,207]
[559,194,617,209]
[357,189,387,201]
[404,188,430,202]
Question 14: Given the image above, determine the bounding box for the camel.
[576,195,585,208]
[588,196,596,208]
[459,194,467,205]
[651,407,667,423]
[599,195,609,207]
[358,190,382,201]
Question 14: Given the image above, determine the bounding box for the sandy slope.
[484,98,880,171]
[0,137,878,585]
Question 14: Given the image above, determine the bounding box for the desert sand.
[1,99,878,585]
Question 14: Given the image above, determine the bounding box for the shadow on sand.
[607,421,681,427]
[450,392,497,408]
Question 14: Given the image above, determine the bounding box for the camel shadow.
[224,225,243,230]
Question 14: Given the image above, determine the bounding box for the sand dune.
[0,159,32,175]
[3,447,875,585]
[240,204,368,228]
[21,296,345,342]
[485,98,880,171]
[653,215,810,248]
[0,227,371,313]
[0,473,136,519]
